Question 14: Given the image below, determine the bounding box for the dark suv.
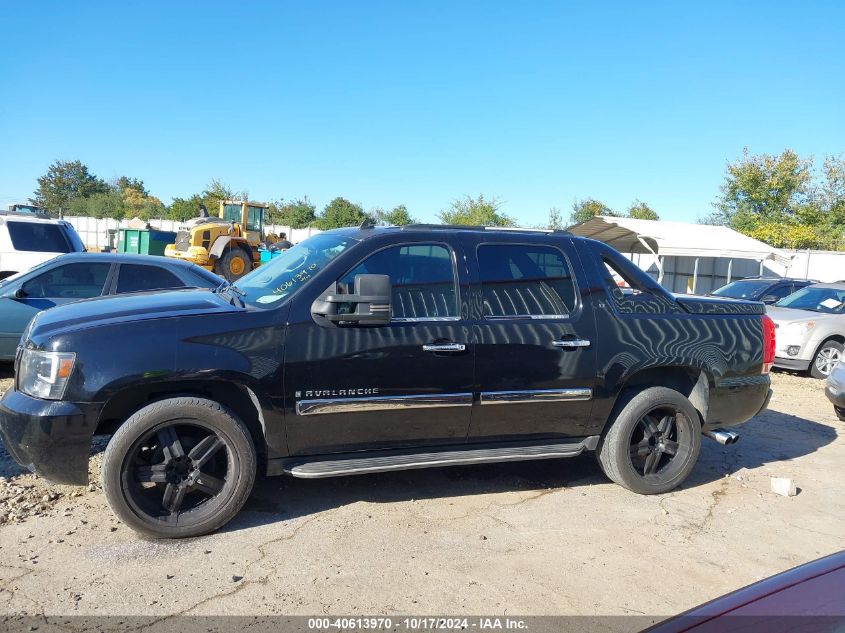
[710,277,814,304]
[0,225,774,538]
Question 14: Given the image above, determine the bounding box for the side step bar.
[282,436,600,479]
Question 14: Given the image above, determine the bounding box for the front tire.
[214,247,252,282]
[101,397,256,538]
[597,387,702,495]
[810,340,843,379]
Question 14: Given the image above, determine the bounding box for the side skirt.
[269,436,600,479]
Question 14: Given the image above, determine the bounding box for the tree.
[33,160,108,214]
[115,176,148,196]
[316,197,368,229]
[546,207,565,230]
[68,190,125,219]
[702,149,845,250]
[708,148,813,227]
[273,197,317,228]
[383,204,415,226]
[438,194,514,226]
[821,155,845,230]
[627,200,659,220]
[568,198,616,225]
[167,180,240,222]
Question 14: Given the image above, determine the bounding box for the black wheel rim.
[121,421,234,526]
[628,406,691,479]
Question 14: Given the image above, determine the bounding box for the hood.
[30,288,245,339]
[766,305,839,326]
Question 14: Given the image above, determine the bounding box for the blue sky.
[1,1,843,225]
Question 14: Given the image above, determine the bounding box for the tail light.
[761,314,776,374]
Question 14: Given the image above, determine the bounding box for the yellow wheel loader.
[165,200,274,281]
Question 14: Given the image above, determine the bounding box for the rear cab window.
[594,244,679,315]
[476,243,578,318]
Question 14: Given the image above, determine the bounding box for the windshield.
[775,286,845,313]
[711,280,771,299]
[236,232,357,307]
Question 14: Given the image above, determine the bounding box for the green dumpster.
[117,228,178,256]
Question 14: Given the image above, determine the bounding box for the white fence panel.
[63,216,324,250]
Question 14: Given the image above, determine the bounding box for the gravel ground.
[0,369,843,621]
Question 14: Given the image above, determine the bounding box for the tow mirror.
[761,294,778,304]
[311,274,391,326]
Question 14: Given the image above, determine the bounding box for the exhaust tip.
[703,429,739,445]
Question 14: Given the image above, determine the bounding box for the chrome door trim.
[480,388,592,405]
[392,316,461,323]
[297,392,474,416]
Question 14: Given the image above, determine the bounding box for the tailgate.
[675,295,765,315]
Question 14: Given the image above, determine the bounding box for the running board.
[281,436,600,479]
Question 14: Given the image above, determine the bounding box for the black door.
[284,239,475,455]
[466,236,598,441]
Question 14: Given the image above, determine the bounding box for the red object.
[761,314,776,373]
[646,550,845,633]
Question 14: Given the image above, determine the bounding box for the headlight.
[779,321,815,341]
[18,349,76,400]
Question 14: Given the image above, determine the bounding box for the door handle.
[552,339,590,348]
[422,343,466,353]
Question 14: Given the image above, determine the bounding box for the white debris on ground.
[771,477,798,497]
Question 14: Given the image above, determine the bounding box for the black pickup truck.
[0,225,774,538]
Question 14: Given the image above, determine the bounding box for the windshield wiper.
[212,280,246,307]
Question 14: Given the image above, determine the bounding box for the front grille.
[175,230,191,252]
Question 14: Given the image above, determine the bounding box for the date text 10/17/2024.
[307,618,529,631]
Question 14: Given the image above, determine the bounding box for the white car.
[0,210,85,280]
[767,282,845,378]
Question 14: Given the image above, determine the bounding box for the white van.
[0,211,86,279]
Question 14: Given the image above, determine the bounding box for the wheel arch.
[95,379,270,465]
[812,334,845,354]
[208,236,251,261]
[809,335,845,377]
[608,365,710,430]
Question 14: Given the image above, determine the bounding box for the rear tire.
[597,387,701,495]
[214,247,252,282]
[810,340,843,379]
[101,397,256,538]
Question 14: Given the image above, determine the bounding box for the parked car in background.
[825,361,845,421]
[0,253,222,360]
[710,277,814,304]
[768,283,845,378]
[0,211,86,280]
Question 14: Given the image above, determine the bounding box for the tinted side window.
[7,222,73,253]
[116,265,184,294]
[478,244,577,317]
[340,244,458,319]
[21,263,110,299]
[767,284,794,301]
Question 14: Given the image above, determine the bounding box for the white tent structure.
[569,216,793,294]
